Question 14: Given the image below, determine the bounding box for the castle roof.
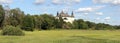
[57,11,74,17]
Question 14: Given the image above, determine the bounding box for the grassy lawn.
[0,30,120,43]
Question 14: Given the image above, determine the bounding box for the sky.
[0,0,120,25]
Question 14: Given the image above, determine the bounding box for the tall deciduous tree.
[10,8,24,27]
[73,19,89,29]
[86,21,96,29]
[33,15,43,30]
[40,14,55,30]
[0,5,5,29]
[54,16,65,29]
[21,14,34,31]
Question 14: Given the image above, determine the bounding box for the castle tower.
[71,11,74,17]
[57,11,59,17]
[56,11,75,23]
[61,10,64,14]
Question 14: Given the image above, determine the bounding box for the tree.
[62,22,73,29]
[95,23,108,30]
[21,14,34,31]
[86,21,96,29]
[72,20,79,29]
[54,16,65,29]
[32,15,43,30]
[0,5,5,29]
[114,25,120,29]
[10,8,25,27]
[40,14,55,30]
[76,19,88,29]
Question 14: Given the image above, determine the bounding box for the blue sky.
[0,0,120,25]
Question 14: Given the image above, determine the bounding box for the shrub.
[1,26,25,36]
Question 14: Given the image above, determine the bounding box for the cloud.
[111,20,120,25]
[52,0,61,5]
[95,17,101,20]
[75,6,105,13]
[52,0,81,5]
[74,0,81,3]
[34,0,81,5]
[93,0,120,5]
[112,0,120,5]
[75,7,94,13]
[94,17,112,24]
[104,17,111,21]
[0,0,13,4]
[83,13,89,15]
[96,12,103,16]
[94,17,103,23]
[34,0,45,5]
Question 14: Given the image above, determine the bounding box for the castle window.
[64,18,67,20]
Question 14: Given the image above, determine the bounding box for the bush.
[1,26,25,36]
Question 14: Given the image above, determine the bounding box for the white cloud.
[52,0,61,4]
[34,0,45,5]
[103,16,111,23]
[93,0,120,5]
[0,0,13,4]
[94,17,103,23]
[74,0,81,3]
[34,0,81,5]
[43,11,48,14]
[75,6,105,13]
[104,17,111,21]
[96,12,103,15]
[93,0,111,3]
[112,0,120,5]
[52,0,81,5]
[84,13,89,15]
[95,17,100,20]
[75,7,94,13]
[94,17,111,23]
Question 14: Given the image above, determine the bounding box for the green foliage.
[40,14,56,30]
[54,17,65,29]
[114,25,120,29]
[32,15,43,30]
[21,14,34,31]
[1,25,25,36]
[72,20,79,29]
[86,21,96,29]
[62,22,73,29]
[73,19,89,29]
[9,8,25,27]
[0,5,5,29]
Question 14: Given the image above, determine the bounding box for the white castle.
[56,11,75,23]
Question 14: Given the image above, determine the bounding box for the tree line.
[0,5,120,31]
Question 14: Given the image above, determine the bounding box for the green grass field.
[0,30,120,43]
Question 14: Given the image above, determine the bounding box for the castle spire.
[71,11,74,17]
[61,10,64,14]
[57,11,59,16]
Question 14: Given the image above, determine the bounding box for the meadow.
[0,30,120,43]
